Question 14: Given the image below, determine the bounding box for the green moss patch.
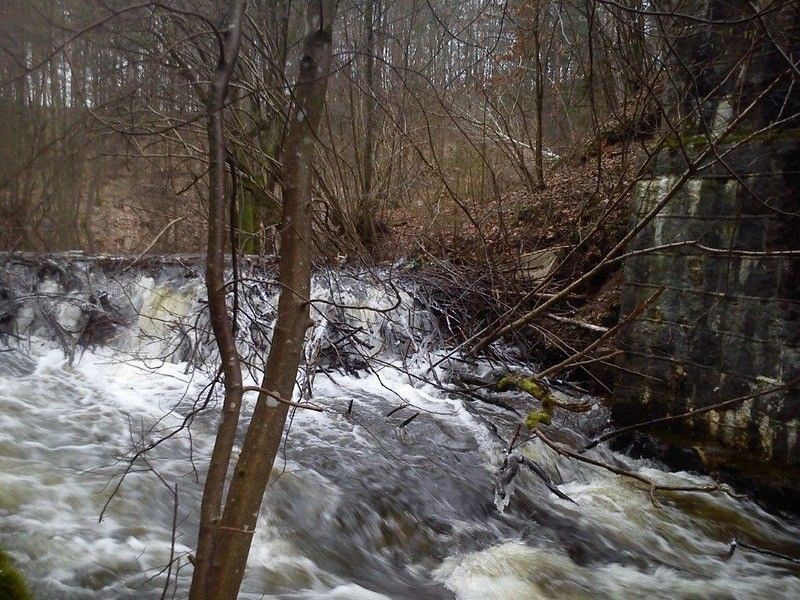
[0,549,34,600]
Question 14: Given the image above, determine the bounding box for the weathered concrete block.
[739,260,782,296]
[732,217,768,250]
[616,2,800,474]
[764,216,800,252]
[778,261,800,301]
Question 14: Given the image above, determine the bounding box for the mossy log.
[498,374,553,402]
[525,409,553,429]
[497,373,591,430]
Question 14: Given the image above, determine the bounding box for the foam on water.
[1,256,799,599]
[435,540,800,599]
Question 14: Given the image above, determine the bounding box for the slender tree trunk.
[195,1,338,598]
[189,1,248,597]
[532,6,545,188]
[360,0,378,245]
[82,161,100,253]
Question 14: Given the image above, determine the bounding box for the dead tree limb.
[495,452,576,508]
[123,217,186,273]
[538,287,663,379]
[534,430,742,507]
[545,313,609,333]
[241,386,324,411]
[583,376,800,451]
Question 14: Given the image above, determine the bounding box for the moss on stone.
[0,549,33,600]
[525,409,552,429]
[497,374,555,407]
[498,374,558,429]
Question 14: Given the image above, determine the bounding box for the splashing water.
[0,255,798,599]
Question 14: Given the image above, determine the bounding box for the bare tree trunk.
[188,1,248,597]
[195,1,338,598]
[360,0,378,245]
[532,4,545,188]
[82,161,100,253]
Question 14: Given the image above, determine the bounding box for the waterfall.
[1,254,799,600]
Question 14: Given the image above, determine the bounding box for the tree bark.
[532,2,545,188]
[360,0,378,246]
[195,1,338,598]
[189,1,248,597]
[82,161,101,253]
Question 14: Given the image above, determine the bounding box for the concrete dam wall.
[615,2,800,469]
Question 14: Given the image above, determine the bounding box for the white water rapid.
[1,254,798,599]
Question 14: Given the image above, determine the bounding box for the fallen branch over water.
[532,430,743,507]
[241,386,324,412]
[398,412,420,429]
[726,538,800,564]
[582,376,800,451]
[495,452,576,509]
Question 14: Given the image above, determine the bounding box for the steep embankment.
[387,141,639,390]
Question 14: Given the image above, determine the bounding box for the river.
[1,254,798,599]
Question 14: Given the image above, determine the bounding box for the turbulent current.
[0,254,799,599]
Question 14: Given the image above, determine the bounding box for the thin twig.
[123,217,186,273]
[534,430,742,507]
[241,386,324,411]
[583,376,800,451]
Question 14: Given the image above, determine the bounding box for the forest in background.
[4,0,797,390]
[1,0,658,262]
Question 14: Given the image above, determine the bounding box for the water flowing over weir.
[0,254,799,599]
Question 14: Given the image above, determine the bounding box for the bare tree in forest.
[189,0,249,595]
[190,1,339,598]
[525,0,549,188]
[358,0,382,246]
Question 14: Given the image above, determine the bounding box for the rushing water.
[1,254,799,599]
